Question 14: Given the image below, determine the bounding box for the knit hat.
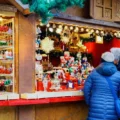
[101,52,114,62]
[110,48,120,60]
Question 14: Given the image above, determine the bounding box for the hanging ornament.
[96,35,103,44]
[61,29,71,44]
[41,37,54,53]
[56,28,62,34]
[7,28,12,35]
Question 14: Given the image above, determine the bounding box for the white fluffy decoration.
[41,37,54,53]
[101,52,114,62]
[61,36,69,44]
[110,48,120,60]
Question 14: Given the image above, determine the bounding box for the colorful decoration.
[41,37,54,53]
[61,29,71,44]
[21,0,85,23]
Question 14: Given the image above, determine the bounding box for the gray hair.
[110,48,120,60]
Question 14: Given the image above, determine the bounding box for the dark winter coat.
[83,62,120,120]
[116,61,120,71]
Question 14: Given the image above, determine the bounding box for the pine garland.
[21,0,85,23]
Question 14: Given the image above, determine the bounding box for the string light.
[101,31,104,34]
[47,23,119,39]
[80,28,84,32]
[49,28,53,32]
[74,27,79,32]
[53,24,56,28]
[100,31,104,36]
[114,33,117,36]
[59,25,62,29]
[70,26,73,30]
[56,28,62,34]
[64,26,68,30]
[0,17,3,22]
[96,30,99,34]
[40,22,44,26]
[86,28,89,32]
[118,32,120,37]
[46,24,50,27]
[90,29,94,33]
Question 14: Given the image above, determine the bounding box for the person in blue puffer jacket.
[83,52,120,120]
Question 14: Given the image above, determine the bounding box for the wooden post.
[17,12,36,120]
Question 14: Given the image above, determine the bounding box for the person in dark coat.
[83,52,120,120]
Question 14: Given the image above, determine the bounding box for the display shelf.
[0,18,15,93]
[0,60,13,63]
[0,96,84,107]
[0,46,13,49]
[0,74,13,77]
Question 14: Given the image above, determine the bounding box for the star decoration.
[41,37,54,53]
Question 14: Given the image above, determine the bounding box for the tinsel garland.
[21,0,85,23]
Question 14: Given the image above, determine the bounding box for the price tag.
[68,82,73,88]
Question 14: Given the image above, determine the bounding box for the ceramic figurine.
[67,80,74,89]
[43,77,48,91]
[50,72,61,91]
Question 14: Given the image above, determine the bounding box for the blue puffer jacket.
[83,62,120,120]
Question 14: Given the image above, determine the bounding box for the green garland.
[21,0,85,24]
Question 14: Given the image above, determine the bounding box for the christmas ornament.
[61,29,70,44]
[21,0,85,23]
[41,37,54,53]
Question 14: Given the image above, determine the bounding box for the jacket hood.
[96,62,117,76]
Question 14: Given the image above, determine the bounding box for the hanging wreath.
[21,0,85,24]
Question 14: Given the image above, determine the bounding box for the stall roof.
[0,0,30,15]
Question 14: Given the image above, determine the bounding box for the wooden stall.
[0,0,120,120]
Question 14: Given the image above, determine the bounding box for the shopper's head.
[110,48,120,64]
[101,52,114,63]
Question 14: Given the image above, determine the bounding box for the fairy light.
[64,26,68,30]
[53,24,56,28]
[40,22,44,26]
[49,27,53,32]
[118,32,120,37]
[101,31,104,34]
[70,26,73,30]
[59,25,62,29]
[80,28,84,32]
[96,30,99,34]
[90,29,94,33]
[74,27,79,32]
[56,28,62,34]
[114,32,117,36]
[0,17,3,22]
[46,23,50,27]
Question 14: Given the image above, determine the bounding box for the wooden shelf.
[0,96,84,107]
[0,46,13,49]
[0,60,13,63]
[0,74,13,77]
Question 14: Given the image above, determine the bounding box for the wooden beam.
[8,0,24,13]
[7,0,31,15]
[0,4,17,12]
[54,13,120,29]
